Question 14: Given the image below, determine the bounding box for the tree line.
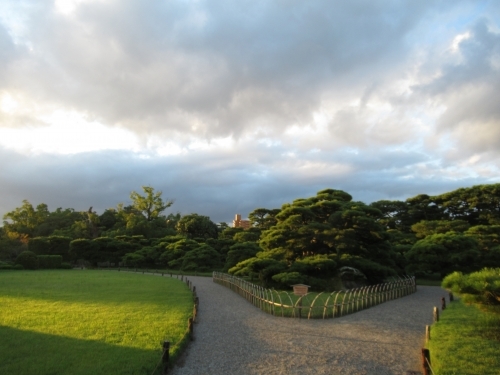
[1,184,499,290]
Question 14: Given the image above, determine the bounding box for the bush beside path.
[171,276,444,375]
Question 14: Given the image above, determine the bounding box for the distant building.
[232,214,251,229]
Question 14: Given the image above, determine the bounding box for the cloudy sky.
[1,0,499,224]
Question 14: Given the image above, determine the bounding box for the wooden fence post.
[425,325,430,342]
[421,348,431,375]
[433,306,439,322]
[162,341,170,374]
[188,317,194,340]
[441,297,446,310]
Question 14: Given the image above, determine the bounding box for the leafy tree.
[405,232,480,277]
[411,220,470,239]
[35,208,83,237]
[405,194,444,223]
[205,238,236,257]
[93,237,137,264]
[369,200,411,231]
[251,189,396,286]
[130,186,173,222]
[248,208,280,230]
[180,244,222,272]
[464,225,500,268]
[159,239,199,268]
[99,209,118,231]
[224,242,261,271]
[176,214,218,239]
[233,228,261,243]
[3,200,50,240]
[465,225,500,252]
[337,254,396,284]
[219,227,244,240]
[229,257,287,286]
[217,222,229,231]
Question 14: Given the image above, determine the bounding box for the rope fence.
[212,272,416,319]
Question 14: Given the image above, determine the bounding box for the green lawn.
[0,270,194,375]
[426,299,500,375]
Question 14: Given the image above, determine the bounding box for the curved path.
[171,276,444,375]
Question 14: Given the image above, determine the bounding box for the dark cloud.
[1,1,500,225]
[1,145,496,224]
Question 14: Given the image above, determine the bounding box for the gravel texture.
[171,276,444,375]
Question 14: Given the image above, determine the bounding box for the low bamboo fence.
[213,272,416,319]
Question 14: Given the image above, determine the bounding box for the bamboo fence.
[213,272,416,319]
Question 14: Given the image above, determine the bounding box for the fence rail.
[213,272,416,319]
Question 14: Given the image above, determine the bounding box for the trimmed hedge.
[28,236,71,260]
[37,255,63,269]
[16,251,39,270]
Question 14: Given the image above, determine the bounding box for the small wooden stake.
[188,317,194,340]
[441,297,446,310]
[425,325,431,342]
[421,348,431,375]
[162,341,170,374]
[433,306,439,322]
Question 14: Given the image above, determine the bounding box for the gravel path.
[171,276,444,375]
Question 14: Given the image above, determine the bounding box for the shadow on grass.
[0,325,164,375]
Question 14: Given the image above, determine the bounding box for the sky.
[0,0,499,224]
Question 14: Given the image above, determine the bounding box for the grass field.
[426,299,500,375]
[0,270,194,375]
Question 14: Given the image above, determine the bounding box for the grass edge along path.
[426,299,500,375]
[0,270,194,375]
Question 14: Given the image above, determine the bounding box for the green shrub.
[60,262,73,269]
[443,268,500,309]
[15,251,39,270]
[122,252,146,267]
[37,255,63,269]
